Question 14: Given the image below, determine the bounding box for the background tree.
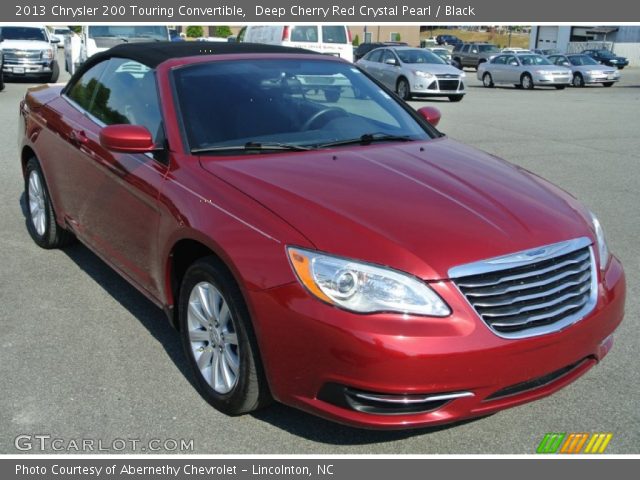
[212,26,233,38]
[186,26,204,38]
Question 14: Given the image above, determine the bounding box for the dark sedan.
[582,49,629,69]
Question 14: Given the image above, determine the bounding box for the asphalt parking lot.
[0,51,638,454]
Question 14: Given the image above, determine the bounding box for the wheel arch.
[164,235,245,331]
[21,145,37,178]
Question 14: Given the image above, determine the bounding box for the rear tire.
[482,72,494,88]
[572,73,585,88]
[448,95,464,102]
[521,73,534,90]
[396,78,411,100]
[179,257,272,416]
[24,158,74,249]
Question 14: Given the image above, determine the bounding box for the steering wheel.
[301,107,348,131]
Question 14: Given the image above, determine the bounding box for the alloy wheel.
[187,282,240,394]
[28,170,46,236]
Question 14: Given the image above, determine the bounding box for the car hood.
[404,63,462,75]
[198,138,593,280]
[0,39,51,50]
[574,64,617,73]
[529,65,571,73]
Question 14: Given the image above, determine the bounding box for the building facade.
[530,26,640,66]
[348,26,421,47]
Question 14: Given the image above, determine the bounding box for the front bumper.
[584,71,620,84]
[533,73,571,86]
[2,60,54,76]
[411,76,465,97]
[248,256,625,429]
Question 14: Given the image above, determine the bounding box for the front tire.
[179,257,271,415]
[521,73,534,90]
[482,72,494,88]
[554,85,566,90]
[448,95,464,102]
[48,61,60,83]
[396,78,411,100]
[572,73,585,88]
[603,82,614,87]
[24,158,74,249]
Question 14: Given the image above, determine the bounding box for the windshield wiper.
[191,142,314,154]
[314,133,414,149]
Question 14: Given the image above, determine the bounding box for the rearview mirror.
[99,125,155,153]
[416,106,442,127]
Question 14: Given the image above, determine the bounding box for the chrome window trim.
[449,237,598,340]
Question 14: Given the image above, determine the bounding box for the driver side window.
[88,58,163,143]
[382,50,396,65]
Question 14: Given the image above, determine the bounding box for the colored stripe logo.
[537,433,612,454]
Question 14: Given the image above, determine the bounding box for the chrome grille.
[449,237,597,339]
[2,49,41,62]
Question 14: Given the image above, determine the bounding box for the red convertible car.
[19,43,625,429]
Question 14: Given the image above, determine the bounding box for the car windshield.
[88,26,167,40]
[478,45,499,52]
[569,55,599,66]
[396,49,445,65]
[0,27,47,41]
[518,55,552,66]
[174,59,433,153]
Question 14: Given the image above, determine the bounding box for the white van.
[241,25,353,63]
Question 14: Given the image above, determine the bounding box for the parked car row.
[478,51,623,89]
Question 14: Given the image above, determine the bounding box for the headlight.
[537,70,554,75]
[287,247,451,316]
[589,211,610,270]
[610,59,618,63]
[41,48,54,60]
[413,70,435,80]
[587,70,603,74]
[459,71,466,78]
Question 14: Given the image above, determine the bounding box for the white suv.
[0,25,60,82]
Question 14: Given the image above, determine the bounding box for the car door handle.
[69,129,88,146]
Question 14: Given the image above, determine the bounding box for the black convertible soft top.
[65,42,320,91]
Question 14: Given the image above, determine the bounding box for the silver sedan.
[477,53,572,90]
[357,46,466,102]
[548,54,621,87]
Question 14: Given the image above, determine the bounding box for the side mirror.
[510,61,519,66]
[416,106,442,127]
[384,58,398,66]
[99,125,155,153]
[562,62,570,67]
[50,37,60,44]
